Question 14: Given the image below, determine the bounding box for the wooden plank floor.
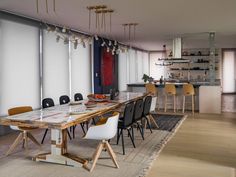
[147,112,236,177]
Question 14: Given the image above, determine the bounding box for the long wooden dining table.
[0,92,146,170]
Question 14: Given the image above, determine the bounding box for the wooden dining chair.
[6,106,41,156]
[83,112,120,172]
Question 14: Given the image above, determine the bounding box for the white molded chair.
[6,106,41,156]
[83,112,120,172]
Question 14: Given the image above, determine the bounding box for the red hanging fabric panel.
[101,48,114,86]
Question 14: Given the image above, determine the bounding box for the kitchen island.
[127,82,222,113]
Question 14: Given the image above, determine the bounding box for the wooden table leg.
[34,129,89,169]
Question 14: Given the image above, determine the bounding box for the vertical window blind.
[129,49,136,83]
[118,51,128,91]
[0,19,40,116]
[71,41,91,98]
[42,30,69,104]
[137,51,143,82]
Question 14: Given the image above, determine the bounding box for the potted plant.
[142,74,153,83]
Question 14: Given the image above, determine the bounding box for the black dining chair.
[132,98,145,140]
[117,101,135,155]
[41,98,55,144]
[142,96,153,133]
[41,98,72,144]
[59,95,70,105]
[59,95,87,137]
[74,93,83,101]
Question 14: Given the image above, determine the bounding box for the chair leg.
[182,95,185,113]
[164,95,167,112]
[27,132,41,147]
[6,132,23,156]
[116,128,121,145]
[145,116,152,133]
[148,114,159,129]
[80,123,86,135]
[22,138,25,148]
[67,129,72,140]
[121,129,125,155]
[137,123,144,140]
[90,142,103,172]
[127,129,135,148]
[173,95,176,113]
[41,129,48,144]
[72,126,75,138]
[105,141,119,169]
[131,126,134,139]
[24,131,29,156]
[192,95,195,115]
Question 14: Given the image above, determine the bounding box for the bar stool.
[145,83,158,111]
[164,84,177,112]
[182,84,195,114]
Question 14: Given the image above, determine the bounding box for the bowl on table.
[87,94,109,102]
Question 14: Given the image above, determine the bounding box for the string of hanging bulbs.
[36,0,91,49]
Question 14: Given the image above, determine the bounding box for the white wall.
[150,52,165,80]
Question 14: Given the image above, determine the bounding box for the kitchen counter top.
[127,81,220,88]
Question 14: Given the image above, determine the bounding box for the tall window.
[0,19,40,115]
[222,50,236,93]
[118,51,128,91]
[129,49,137,83]
[137,51,143,82]
[71,41,91,98]
[42,30,69,104]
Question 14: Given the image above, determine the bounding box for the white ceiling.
[1,0,236,50]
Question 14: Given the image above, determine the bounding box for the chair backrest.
[104,112,120,139]
[59,95,70,105]
[122,101,135,127]
[145,83,157,96]
[8,106,33,116]
[164,84,176,95]
[143,96,152,116]
[42,98,55,108]
[183,84,195,95]
[84,112,120,140]
[74,93,83,101]
[133,99,144,122]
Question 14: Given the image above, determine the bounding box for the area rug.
[151,113,184,131]
[0,114,186,177]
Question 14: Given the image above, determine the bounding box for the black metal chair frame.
[117,101,136,155]
[142,96,153,134]
[132,99,145,140]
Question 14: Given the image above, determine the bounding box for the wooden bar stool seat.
[182,84,195,114]
[145,83,159,111]
[164,84,177,112]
